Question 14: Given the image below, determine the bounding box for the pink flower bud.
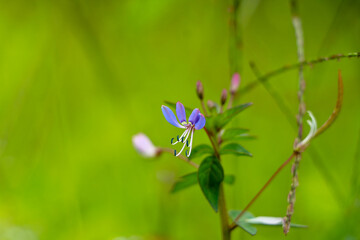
[132,133,157,158]
[221,89,228,105]
[230,73,241,94]
[196,81,204,100]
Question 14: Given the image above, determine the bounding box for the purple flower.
[132,133,158,158]
[161,102,206,157]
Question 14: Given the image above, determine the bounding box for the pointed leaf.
[189,144,214,159]
[198,156,224,212]
[222,128,255,142]
[171,172,197,193]
[213,103,252,130]
[220,143,252,157]
[229,210,257,235]
[172,173,234,193]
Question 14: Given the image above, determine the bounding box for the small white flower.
[132,133,157,158]
[297,111,317,149]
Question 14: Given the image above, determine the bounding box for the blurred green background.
[0,0,359,239]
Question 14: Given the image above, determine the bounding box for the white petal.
[246,216,283,225]
[298,111,318,147]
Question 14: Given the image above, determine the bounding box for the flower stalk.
[196,80,208,116]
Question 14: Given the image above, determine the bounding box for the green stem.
[201,99,209,117]
[219,183,231,240]
[204,127,231,239]
[229,0,243,75]
[204,127,220,159]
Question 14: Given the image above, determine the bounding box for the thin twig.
[229,152,296,231]
[291,0,306,140]
[284,0,306,234]
[313,70,343,138]
[160,148,199,169]
[239,52,360,96]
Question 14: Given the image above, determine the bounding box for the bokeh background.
[0,0,359,239]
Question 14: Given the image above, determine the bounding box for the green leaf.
[208,103,252,131]
[222,128,255,142]
[189,144,214,159]
[164,101,193,116]
[171,172,233,194]
[198,156,224,212]
[171,172,197,193]
[220,143,252,157]
[229,210,257,236]
[224,175,236,185]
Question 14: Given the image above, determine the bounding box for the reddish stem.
[229,152,296,230]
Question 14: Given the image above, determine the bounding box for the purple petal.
[195,113,206,130]
[161,105,185,128]
[188,108,200,124]
[176,102,187,123]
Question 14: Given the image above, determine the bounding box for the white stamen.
[176,128,192,157]
[172,128,189,145]
[186,128,195,157]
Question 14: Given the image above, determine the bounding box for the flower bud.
[132,133,158,158]
[196,81,204,100]
[207,100,219,113]
[207,100,215,109]
[221,89,228,106]
[230,73,241,94]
